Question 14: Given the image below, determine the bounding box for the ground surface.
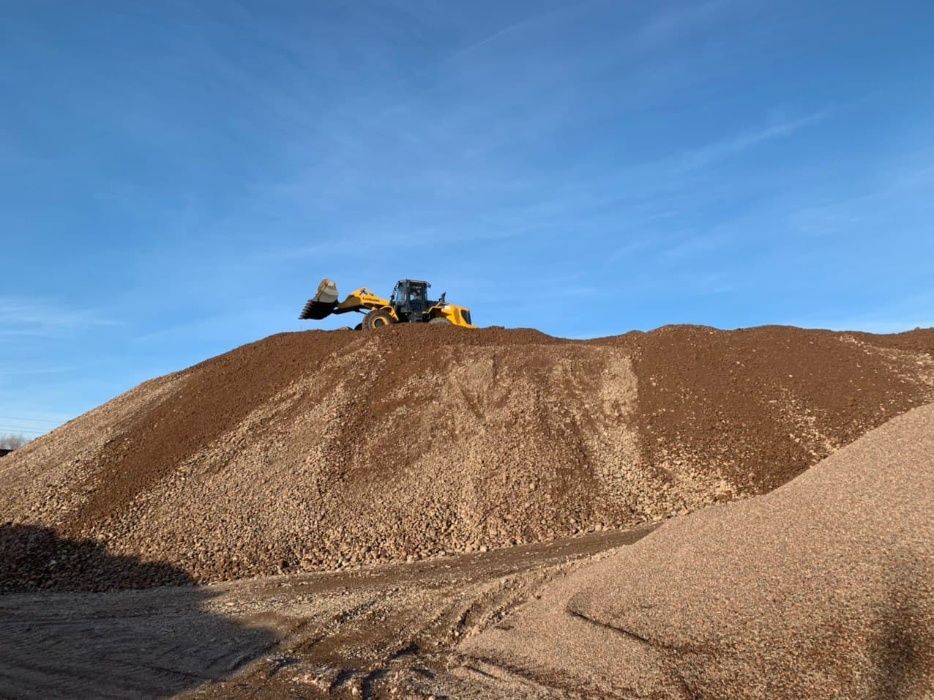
[0,527,652,699]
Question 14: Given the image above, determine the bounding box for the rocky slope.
[1,325,932,589]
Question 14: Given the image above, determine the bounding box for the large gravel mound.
[458,402,934,698]
[1,325,932,589]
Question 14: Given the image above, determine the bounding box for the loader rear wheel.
[429,317,451,325]
[363,308,395,330]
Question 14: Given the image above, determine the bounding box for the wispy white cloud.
[0,364,74,377]
[678,109,830,171]
[793,319,933,334]
[445,6,562,59]
[635,0,733,48]
[789,290,934,334]
[788,151,934,236]
[200,0,833,276]
[0,298,118,337]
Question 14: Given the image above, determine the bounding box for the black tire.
[362,308,395,330]
[429,316,451,325]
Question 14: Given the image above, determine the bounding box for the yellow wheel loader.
[299,278,476,329]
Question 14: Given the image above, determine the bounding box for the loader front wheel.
[429,316,451,325]
[363,308,395,330]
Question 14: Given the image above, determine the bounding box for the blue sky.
[2,0,933,434]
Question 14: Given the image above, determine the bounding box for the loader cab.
[391,279,431,321]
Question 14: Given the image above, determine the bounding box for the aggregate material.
[454,403,934,699]
[1,325,932,591]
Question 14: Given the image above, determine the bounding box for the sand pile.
[457,402,934,698]
[1,325,932,589]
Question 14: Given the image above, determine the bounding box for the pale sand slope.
[456,402,934,699]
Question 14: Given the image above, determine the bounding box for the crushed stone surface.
[456,402,934,698]
[1,324,932,590]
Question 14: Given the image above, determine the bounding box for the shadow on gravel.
[0,522,194,593]
[0,524,280,699]
[870,552,928,700]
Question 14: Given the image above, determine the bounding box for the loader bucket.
[299,278,340,320]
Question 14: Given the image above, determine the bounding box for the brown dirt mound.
[610,325,934,492]
[457,402,934,698]
[1,325,932,590]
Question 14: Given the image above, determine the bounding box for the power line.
[0,426,47,435]
[0,415,61,425]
